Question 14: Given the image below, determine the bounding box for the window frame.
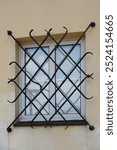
[14,34,87,126]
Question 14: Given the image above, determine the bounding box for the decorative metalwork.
[7,22,95,132]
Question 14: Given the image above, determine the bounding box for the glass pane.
[56,44,81,114]
[25,47,50,115]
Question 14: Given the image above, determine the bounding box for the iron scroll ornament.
[7,22,95,132]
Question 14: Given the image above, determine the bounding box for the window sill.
[14,120,87,127]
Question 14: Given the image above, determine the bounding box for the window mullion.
[49,44,56,117]
[80,40,86,117]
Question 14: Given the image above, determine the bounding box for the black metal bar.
[7,30,52,104]
[31,71,92,123]
[45,22,95,77]
[12,24,92,105]
[28,32,93,99]
[7,78,68,131]
[43,32,94,99]
[14,79,67,125]
[28,31,94,124]
[48,77,93,127]
[11,80,48,121]
[27,27,68,122]
[7,23,95,132]
[7,66,56,131]
[7,28,67,103]
[45,31,90,77]
[14,120,87,126]
[7,51,93,132]
[56,79,81,113]
[8,61,42,89]
[52,79,94,130]
[29,52,93,127]
[44,29,93,77]
[7,29,51,82]
[8,62,69,128]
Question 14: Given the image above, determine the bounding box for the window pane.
[56,44,81,114]
[25,47,50,115]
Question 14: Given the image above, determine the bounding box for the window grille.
[7,22,95,132]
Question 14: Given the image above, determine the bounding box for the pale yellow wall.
[0,0,100,150]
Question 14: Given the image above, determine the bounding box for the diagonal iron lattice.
[7,22,95,132]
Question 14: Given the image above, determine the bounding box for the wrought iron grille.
[7,22,95,132]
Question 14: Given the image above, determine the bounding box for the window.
[17,39,86,125]
[7,23,95,132]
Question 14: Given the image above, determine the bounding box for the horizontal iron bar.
[14,120,87,126]
[14,120,94,130]
[7,120,94,132]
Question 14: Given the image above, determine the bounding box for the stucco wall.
[0,0,99,150]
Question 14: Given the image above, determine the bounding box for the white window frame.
[17,39,86,122]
